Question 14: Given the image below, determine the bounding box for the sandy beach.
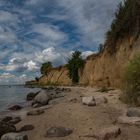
[12,86,140,140]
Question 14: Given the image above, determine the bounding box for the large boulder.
[126,107,140,117]
[93,126,121,140]
[32,90,50,106]
[0,121,16,137]
[1,133,28,140]
[45,127,73,137]
[82,96,96,106]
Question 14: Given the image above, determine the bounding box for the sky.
[0,0,122,85]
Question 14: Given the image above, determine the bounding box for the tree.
[40,62,52,75]
[67,51,84,83]
[106,0,140,54]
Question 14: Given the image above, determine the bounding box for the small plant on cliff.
[67,51,84,84]
[40,62,52,75]
[121,55,140,105]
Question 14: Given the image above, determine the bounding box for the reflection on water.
[0,85,40,112]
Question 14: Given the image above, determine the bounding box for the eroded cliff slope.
[38,36,140,88]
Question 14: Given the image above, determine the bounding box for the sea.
[0,85,40,116]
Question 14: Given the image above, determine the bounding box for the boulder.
[118,116,140,125]
[93,126,121,140]
[32,90,50,106]
[17,125,34,132]
[9,117,21,125]
[127,107,140,117]
[0,121,16,137]
[8,105,22,111]
[0,117,21,125]
[27,109,44,116]
[45,127,73,137]
[26,92,39,101]
[1,133,28,140]
[82,96,96,106]
[0,116,13,123]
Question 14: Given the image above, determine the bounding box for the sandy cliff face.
[39,36,140,87]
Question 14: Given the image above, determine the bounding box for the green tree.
[106,0,140,54]
[67,51,84,83]
[40,62,52,75]
[122,55,140,105]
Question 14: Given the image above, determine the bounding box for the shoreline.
[1,86,140,140]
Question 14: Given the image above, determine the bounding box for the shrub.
[121,55,140,105]
[40,62,52,75]
[67,51,84,84]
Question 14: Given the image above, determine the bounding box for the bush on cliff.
[122,55,140,105]
[67,51,84,84]
[40,62,52,75]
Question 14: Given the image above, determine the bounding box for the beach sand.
[15,87,140,140]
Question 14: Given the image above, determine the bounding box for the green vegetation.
[121,55,140,105]
[40,62,52,75]
[67,51,84,84]
[96,87,114,93]
[106,0,140,53]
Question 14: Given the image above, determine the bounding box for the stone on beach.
[45,127,73,137]
[118,116,140,125]
[8,105,22,111]
[91,126,121,140]
[17,125,34,132]
[1,133,28,140]
[82,96,96,106]
[0,121,16,137]
[27,109,44,116]
[126,107,140,117]
[32,90,50,106]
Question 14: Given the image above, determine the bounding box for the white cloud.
[0,11,18,23]
[32,23,67,44]
[24,60,39,71]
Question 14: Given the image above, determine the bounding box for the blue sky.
[0,0,122,84]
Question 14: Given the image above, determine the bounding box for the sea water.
[0,85,40,113]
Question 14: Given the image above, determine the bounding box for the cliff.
[37,36,140,88]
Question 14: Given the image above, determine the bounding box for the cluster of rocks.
[0,87,71,140]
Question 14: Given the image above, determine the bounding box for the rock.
[0,117,21,125]
[93,126,121,140]
[127,107,140,117]
[0,121,16,137]
[1,116,13,123]
[26,92,39,101]
[27,109,44,116]
[118,116,140,125]
[82,96,96,106]
[8,105,22,111]
[95,96,108,105]
[9,117,21,125]
[17,125,34,132]
[32,90,50,106]
[1,133,28,140]
[45,127,73,137]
